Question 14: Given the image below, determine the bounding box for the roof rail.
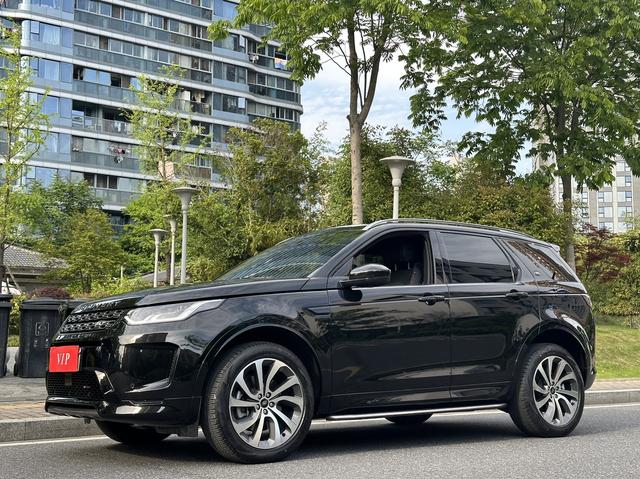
[363,218,539,241]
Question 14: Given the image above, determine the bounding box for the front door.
[328,230,451,413]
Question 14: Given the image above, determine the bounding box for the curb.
[0,416,98,443]
[585,388,640,406]
[0,389,638,444]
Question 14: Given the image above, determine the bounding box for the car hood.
[72,278,312,313]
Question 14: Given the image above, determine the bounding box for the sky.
[300,57,533,174]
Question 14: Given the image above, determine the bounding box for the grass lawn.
[596,322,640,379]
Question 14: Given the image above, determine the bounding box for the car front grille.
[57,309,127,339]
[46,371,102,400]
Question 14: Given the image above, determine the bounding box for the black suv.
[46,219,595,463]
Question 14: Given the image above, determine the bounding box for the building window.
[617,191,633,203]
[618,206,633,218]
[597,191,612,203]
[598,206,613,218]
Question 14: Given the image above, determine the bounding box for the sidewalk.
[1,365,639,443]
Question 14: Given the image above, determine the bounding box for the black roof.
[364,218,547,244]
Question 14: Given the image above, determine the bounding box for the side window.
[352,234,432,286]
[441,233,514,283]
[506,241,575,282]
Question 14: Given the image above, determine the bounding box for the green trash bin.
[0,294,13,377]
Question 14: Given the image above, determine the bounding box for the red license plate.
[49,345,80,373]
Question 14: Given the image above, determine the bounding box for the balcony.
[74,46,212,85]
[73,81,212,116]
[75,11,212,53]
[92,188,140,207]
[71,151,141,173]
[127,0,213,20]
[72,115,133,137]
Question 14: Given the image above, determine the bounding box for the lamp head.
[150,228,167,244]
[171,186,199,212]
[163,214,177,232]
[380,156,415,184]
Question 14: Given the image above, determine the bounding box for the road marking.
[0,436,109,448]
[1,402,639,448]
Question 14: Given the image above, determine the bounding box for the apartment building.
[0,0,303,232]
[534,157,640,234]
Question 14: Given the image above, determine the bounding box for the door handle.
[418,295,447,305]
[505,290,529,300]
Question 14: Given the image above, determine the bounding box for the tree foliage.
[120,182,182,275]
[187,119,321,281]
[211,0,452,224]
[53,209,125,294]
[0,23,49,284]
[26,176,102,247]
[404,0,640,268]
[126,65,204,180]
[321,126,565,243]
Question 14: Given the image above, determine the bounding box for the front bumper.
[45,394,200,427]
[45,335,206,427]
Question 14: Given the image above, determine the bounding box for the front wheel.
[509,343,585,437]
[96,421,170,444]
[201,342,314,463]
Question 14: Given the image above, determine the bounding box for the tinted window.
[442,233,514,283]
[506,241,575,282]
[219,227,364,281]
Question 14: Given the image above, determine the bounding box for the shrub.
[28,287,72,299]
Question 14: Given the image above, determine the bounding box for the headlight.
[125,299,224,325]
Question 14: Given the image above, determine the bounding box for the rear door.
[437,231,540,400]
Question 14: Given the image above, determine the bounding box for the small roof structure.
[3,245,67,293]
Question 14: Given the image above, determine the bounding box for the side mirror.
[340,264,391,289]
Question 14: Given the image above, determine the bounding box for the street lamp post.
[150,228,167,288]
[172,186,199,285]
[379,156,416,219]
[164,214,177,286]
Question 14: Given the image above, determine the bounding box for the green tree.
[405,0,640,269]
[120,182,181,275]
[126,65,204,181]
[443,160,565,245]
[320,125,455,225]
[26,176,102,247]
[0,23,49,286]
[188,119,321,280]
[54,209,125,294]
[211,0,452,224]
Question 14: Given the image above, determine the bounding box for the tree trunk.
[561,173,576,270]
[349,118,364,224]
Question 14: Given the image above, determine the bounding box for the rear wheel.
[386,414,432,425]
[201,342,314,463]
[96,421,170,444]
[509,343,585,437]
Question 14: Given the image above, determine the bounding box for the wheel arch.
[196,324,323,414]
[519,326,590,382]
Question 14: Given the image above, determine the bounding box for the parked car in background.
[45,219,595,463]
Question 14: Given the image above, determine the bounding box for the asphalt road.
[1,403,638,479]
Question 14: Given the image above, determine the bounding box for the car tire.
[96,421,170,444]
[201,341,314,464]
[509,343,585,437]
[386,414,432,425]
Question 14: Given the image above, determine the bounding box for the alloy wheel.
[228,358,305,449]
[532,355,581,426]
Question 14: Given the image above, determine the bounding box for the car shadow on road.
[101,412,613,464]
[101,418,514,464]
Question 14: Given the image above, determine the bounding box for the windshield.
[219,227,364,281]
